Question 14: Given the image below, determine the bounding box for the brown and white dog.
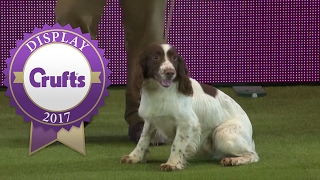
[120,43,259,171]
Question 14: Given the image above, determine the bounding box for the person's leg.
[54,0,106,127]
[54,0,167,143]
[119,0,167,143]
[54,0,106,40]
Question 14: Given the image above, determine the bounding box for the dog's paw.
[160,163,182,172]
[220,157,239,166]
[120,155,141,164]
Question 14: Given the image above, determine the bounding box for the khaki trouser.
[54,0,167,126]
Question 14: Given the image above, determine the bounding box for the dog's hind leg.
[212,119,259,166]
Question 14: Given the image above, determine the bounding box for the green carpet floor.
[0,86,319,180]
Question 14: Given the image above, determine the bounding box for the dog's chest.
[151,116,177,140]
[139,93,181,119]
[139,93,182,139]
[140,99,178,139]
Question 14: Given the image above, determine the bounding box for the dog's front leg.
[120,120,155,164]
[160,121,201,171]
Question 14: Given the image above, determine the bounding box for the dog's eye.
[172,56,178,61]
[152,55,159,60]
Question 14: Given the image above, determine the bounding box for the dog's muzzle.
[157,68,176,87]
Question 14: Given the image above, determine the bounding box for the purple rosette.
[3,23,111,155]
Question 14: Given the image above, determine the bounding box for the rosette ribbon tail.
[29,122,86,155]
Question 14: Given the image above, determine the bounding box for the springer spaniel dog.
[120,43,259,171]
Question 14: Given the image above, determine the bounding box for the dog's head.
[132,43,193,98]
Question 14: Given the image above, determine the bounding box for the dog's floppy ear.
[176,55,193,96]
[132,51,146,100]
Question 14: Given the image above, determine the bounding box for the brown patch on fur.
[221,157,239,166]
[176,55,193,96]
[131,43,194,99]
[132,43,167,100]
[200,83,218,98]
[165,46,193,96]
[172,145,176,152]
[120,155,134,164]
[160,163,180,171]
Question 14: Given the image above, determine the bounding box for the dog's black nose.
[164,69,175,78]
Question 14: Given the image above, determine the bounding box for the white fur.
[120,44,259,171]
[158,44,176,80]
